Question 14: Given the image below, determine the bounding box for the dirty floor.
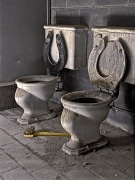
[0,101,134,180]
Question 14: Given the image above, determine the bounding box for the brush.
[23,126,70,138]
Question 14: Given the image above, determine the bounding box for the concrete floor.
[0,101,134,180]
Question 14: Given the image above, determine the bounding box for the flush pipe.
[46,0,51,76]
[46,0,51,25]
[46,0,51,75]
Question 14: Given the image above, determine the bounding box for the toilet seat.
[43,31,67,76]
[88,38,126,90]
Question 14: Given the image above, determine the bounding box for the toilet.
[15,75,59,124]
[61,26,127,155]
[15,28,67,125]
[15,25,88,125]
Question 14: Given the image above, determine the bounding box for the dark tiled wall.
[51,0,135,91]
[51,0,135,113]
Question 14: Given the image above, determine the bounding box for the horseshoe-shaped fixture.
[43,31,67,76]
[44,25,88,70]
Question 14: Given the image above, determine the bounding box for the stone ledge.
[0,84,18,111]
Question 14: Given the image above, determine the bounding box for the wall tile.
[63,75,91,91]
[77,68,89,81]
[51,0,66,8]
[66,0,94,7]
[94,0,128,7]
[127,0,135,5]
[108,7,135,26]
[114,82,135,113]
[80,7,109,32]
[54,8,80,24]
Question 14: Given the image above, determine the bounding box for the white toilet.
[61,27,127,155]
[15,25,88,125]
[15,75,58,124]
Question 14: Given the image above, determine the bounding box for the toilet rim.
[15,75,58,86]
[61,91,113,107]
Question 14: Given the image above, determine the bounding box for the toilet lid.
[88,38,126,90]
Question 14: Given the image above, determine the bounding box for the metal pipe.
[46,0,51,25]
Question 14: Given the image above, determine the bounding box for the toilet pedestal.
[61,108,108,155]
[15,88,56,125]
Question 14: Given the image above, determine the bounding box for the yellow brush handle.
[24,131,70,138]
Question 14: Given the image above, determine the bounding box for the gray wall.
[51,0,135,133]
[0,0,48,110]
[0,0,48,83]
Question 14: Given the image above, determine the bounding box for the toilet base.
[17,111,56,125]
[62,136,108,155]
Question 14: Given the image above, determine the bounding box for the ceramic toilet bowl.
[61,91,113,155]
[60,35,126,155]
[15,75,58,124]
